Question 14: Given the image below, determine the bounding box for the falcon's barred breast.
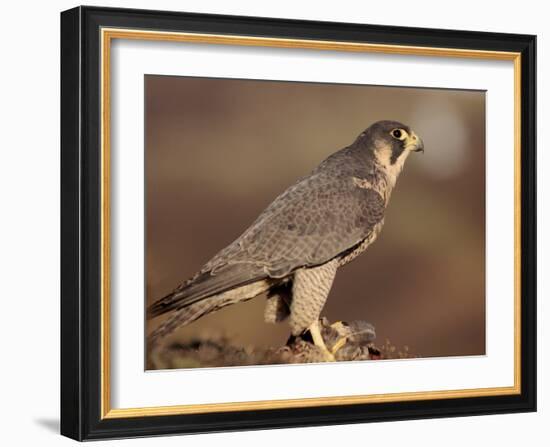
[147,120,424,358]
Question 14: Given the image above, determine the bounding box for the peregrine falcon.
[147,120,424,360]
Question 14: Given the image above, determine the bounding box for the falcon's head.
[357,120,424,178]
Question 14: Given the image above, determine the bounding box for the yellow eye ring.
[391,128,408,140]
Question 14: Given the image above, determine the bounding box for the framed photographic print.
[60,6,536,441]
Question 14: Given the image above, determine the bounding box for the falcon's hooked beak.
[406,131,425,153]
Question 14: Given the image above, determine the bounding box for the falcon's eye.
[390,128,408,140]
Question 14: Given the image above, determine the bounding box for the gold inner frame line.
[100,27,522,419]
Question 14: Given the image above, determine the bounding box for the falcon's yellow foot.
[328,319,376,356]
[308,320,336,362]
[329,321,350,355]
[330,336,349,355]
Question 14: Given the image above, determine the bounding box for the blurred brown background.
[145,75,485,362]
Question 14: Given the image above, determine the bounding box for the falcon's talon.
[308,320,336,362]
[330,321,346,329]
[324,351,336,362]
[330,336,349,355]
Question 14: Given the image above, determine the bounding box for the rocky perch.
[148,317,414,370]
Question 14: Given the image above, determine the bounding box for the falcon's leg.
[289,259,338,361]
[264,282,291,324]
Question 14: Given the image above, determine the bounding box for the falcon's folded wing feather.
[147,171,384,319]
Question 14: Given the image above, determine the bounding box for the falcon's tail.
[147,264,267,320]
[147,279,272,349]
[147,298,218,349]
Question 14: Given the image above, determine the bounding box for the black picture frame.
[61,5,536,441]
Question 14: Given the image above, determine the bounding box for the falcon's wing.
[228,172,385,277]
[147,173,384,319]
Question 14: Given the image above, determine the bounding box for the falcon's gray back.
[202,145,385,278]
